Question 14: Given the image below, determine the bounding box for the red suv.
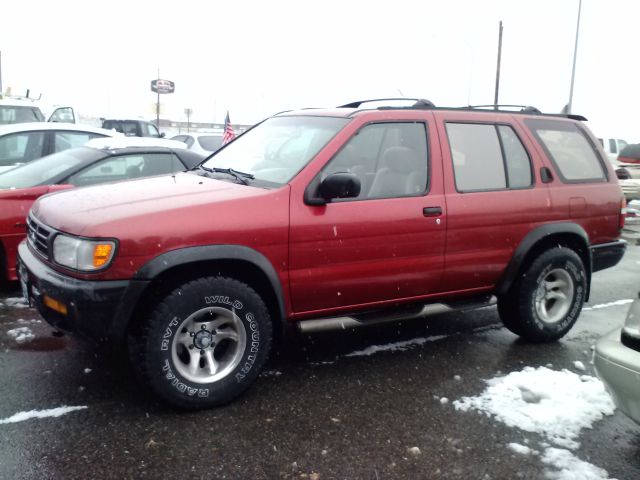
[17,99,626,409]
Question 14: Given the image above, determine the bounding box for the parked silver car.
[595,295,640,424]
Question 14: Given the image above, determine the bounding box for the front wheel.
[130,276,272,409]
[498,247,586,342]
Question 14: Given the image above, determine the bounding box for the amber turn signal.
[44,295,68,315]
[93,243,114,268]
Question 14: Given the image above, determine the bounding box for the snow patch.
[508,442,536,456]
[0,406,88,424]
[3,297,29,308]
[453,366,614,449]
[345,335,450,357]
[573,361,586,371]
[453,367,615,480]
[583,299,633,311]
[7,327,35,343]
[542,448,613,480]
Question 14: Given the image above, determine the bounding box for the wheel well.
[503,232,591,298]
[128,259,285,343]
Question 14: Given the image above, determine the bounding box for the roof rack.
[337,98,436,109]
[331,99,587,121]
[463,104,587,121]
[466,104,542,114]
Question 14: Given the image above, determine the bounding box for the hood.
[32,172,277,236]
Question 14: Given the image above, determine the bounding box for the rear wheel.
[130,276,272,409]
[498,247,586,342]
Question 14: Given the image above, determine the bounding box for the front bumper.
[591,240,626,272]
[594,328,640,425]
[17,241,147,342]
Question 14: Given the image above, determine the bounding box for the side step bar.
[297,295,497,333]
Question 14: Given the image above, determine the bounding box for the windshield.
[202,116,349,185]
[0,105,45,124]
[0,147,103,189]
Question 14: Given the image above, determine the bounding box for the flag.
[222,111,236,145]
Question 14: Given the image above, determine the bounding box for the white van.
[597,137,629,167]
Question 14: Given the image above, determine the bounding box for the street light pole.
[567,0,582,114]
[493,21,503,109]
[156,68,160,127]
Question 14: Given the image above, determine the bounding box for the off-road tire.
[497,247,586,342]
[130,276,272,409]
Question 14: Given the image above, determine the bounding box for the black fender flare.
[109,245,286,341]
[495,223,591,297]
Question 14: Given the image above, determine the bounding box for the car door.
[436,112,551,292]
[289,118,446,314]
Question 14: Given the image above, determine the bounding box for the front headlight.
[52,234,116,271]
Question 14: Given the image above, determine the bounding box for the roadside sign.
[151,79,175,94]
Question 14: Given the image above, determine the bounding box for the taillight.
[620,196,627,230]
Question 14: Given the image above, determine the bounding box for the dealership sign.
[151,79,175,94]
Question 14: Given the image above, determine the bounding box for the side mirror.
[306,172,361,205]
[160,132,166,138]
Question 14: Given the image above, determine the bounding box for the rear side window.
[54,131,104,152]
[446,123,532,192]
[526,119,606,182]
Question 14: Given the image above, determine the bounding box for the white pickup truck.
[597,137,629,167]
[0,91,76,125]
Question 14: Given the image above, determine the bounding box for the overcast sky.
[1,0,638,139]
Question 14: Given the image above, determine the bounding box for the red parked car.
[18,99,626,409]
[0,140,203,282]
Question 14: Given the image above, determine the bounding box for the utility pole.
[567,0,582,114]
[185,108,192,132]
[0,50,3,95]
[156,68,160,127]
[493,21,503,108]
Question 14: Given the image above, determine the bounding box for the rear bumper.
[17,241,147,342]
[591,240,626,272]
[595,328,640,425]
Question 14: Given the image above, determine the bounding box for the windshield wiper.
[198,165,254,185]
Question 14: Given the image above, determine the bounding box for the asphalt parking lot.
[1,242,640,480]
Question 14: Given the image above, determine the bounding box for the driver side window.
[321,122,429,200]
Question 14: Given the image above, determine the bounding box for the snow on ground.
[453,366,614,449]
[6,327,35,343]
[583,299,634,311]
[0,406,88,425]
[573,360,586,371]
[3,297,29,308]
[542,448,613,480]
[508,442,537,456]
[453,366,616,479]
[344,334,450,357]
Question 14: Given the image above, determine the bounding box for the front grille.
[27,215,53,259]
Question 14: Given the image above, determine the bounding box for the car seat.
[368,146,425,198]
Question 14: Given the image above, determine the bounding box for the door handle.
[423,206,442,217]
